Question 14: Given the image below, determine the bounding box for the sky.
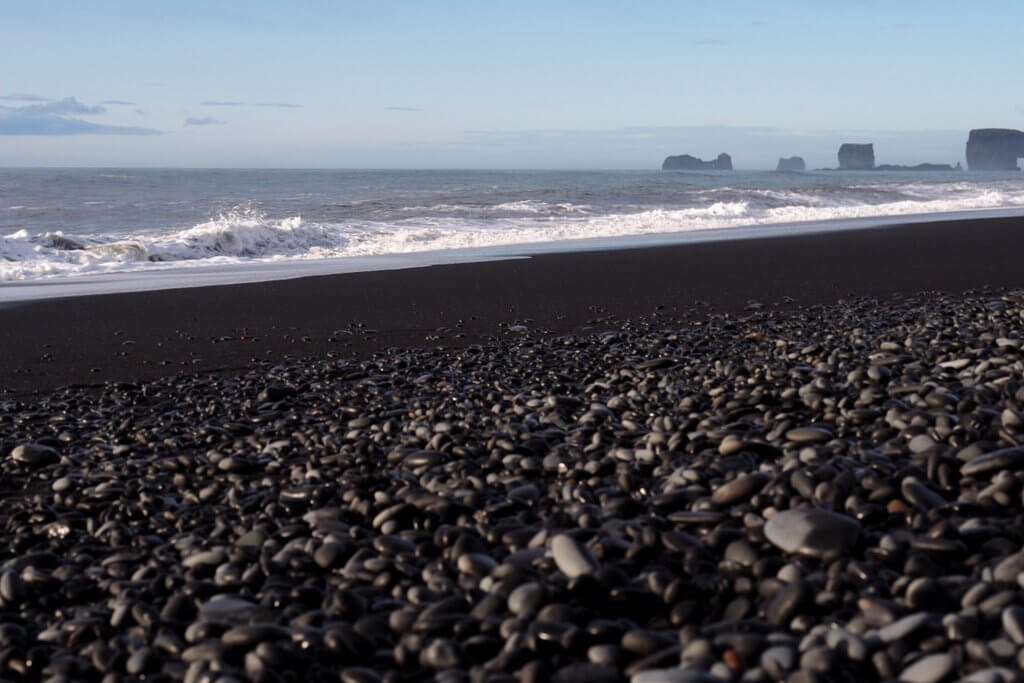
[1,0,1021,169]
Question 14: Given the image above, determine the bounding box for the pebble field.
[3,290,1024,682]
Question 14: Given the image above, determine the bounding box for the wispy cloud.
[200,101,244,107]
[184,117,225,126]
[102,99,136,105]
[0,96,160,136]
[386,106,422,112]
[892,22,914,30]
[0,93,49,102]
[17,97,105,116]
[695,38,728,46]
[255,102,304,108]
[0,115,159,136]
[136,108,145,115]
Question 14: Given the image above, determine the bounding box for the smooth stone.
[800,646,834,673]
[764,580,809,626]
[550,534,599,579]
[183,548,228,569]
[993,553,1024,584]
[876,612,930,643]
[711,473,769,505]
[825,628,867,661]
[958,668,1017,683]
[898,652,954,683]
[760,645,796,678]
[197,597,270,623]
[961,447,1024,476]
[630,669,725,683]
[763,508,860,558]
[125,647,159,675]
[508,582,545,616]
[901,477,945,509]
[221,624,290,647]
[9,444,59,467]
[1001,606,1024,645]
[908,434,938,453]
[784,427,833,444]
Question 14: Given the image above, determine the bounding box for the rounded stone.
[898,653,954,683]
[550,534,599,579]
[763,508,860,558]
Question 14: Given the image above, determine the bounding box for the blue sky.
[1,0,1021,168]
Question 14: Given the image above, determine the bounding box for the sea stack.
[662,152,733,171]
[837,144,875,170]
[966,129,1024,170]
[775,156,806,172]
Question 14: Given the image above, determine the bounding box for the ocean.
[2,168,1024,298]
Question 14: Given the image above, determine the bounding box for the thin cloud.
[102,99,136,105]
[892,22,914,30]
[20,97,105,116]
[136,109,145,115]
[200,100,244,107]
[386,106,422,112]
[255,102,304,108]
[0,114,158,136]
[0,93,49,102]
[695,38,728,46]
[0,96,159,136]
[184,117,225,126]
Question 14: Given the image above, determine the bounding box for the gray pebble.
[898,652,954,683]
[764,508,860,558]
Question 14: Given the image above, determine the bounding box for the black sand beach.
[3,216,1024,682]
[3,215,1024,396]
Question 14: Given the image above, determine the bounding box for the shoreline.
[3,213,1024,396]
[4,207,1024,304]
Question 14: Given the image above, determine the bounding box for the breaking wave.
[3,179,1024,281]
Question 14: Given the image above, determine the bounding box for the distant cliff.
[775,156,805,172]
[966,129,1024,170]
[838,144,875,170]
[662,153,733,171]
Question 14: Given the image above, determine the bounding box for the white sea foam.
[2,181,1024,282]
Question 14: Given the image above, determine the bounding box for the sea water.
[2,168,1023,299]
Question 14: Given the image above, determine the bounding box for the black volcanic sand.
[3,220,1024,681]
[4,214,1024,397]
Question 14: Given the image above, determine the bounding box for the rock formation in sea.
[875,162,962,171]
[662,152,733,171]
[966,129,1024,170]
[775,156,806,172]
[837,143,875,170]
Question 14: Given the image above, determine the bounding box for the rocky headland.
[775,157,806,172]
[966,129,1024,171]
[875,163,962,172]
[837,144,875,170]
[662,153,733,171]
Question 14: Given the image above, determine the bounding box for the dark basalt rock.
[662,153,732,171]
[775,156,805,172]
[875,162,962,171]
[966,128,1024,170]
[837,143,875,170]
